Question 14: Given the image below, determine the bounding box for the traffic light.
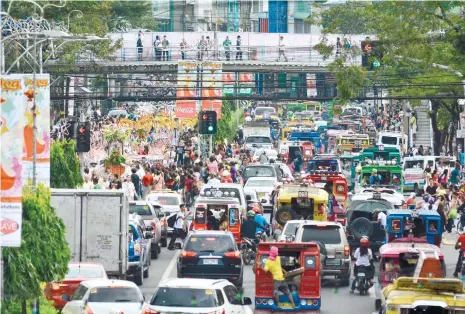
[199,110,217,135]
[76,122,91,152]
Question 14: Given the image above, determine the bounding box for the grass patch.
[1,297,58,314]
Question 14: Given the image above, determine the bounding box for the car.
[144,278,253,314]
[273,220,304,242]
[44,262,108,310]
[147,190,183,238]
[253,148,278,161]
[294,220,351,286]
[129,200,165,255]
[242,163,283,184]
[177,231,244,287]
[128,214,152,286]
[276,161,294,181]
[243,177,277,213]
[60,279,144,314]
[243,187,265,213]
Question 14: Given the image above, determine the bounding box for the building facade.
[152,0,329,34]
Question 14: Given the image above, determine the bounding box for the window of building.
[295,19,304,33]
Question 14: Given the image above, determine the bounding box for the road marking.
[160,251,180,283]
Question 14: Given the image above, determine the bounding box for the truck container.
[243,120,271,139]
[50,189,129,279]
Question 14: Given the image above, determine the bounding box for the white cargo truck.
[243,120,271,139]
[50,189,129,279]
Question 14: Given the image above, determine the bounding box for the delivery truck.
[50,189,129,279]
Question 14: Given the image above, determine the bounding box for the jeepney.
[339,153,361,190]
[307,156,342,173]
[335,133,370,153]
[326,129,352,153]
[403,156,429,195]
[381,278,465,314]
[386,209,443,247]
[362,146,402,165]
[254,242,322,314]
[272,185,329,233]
[289,131,324,154]
[359,162,404,193]
[302,171,348,225]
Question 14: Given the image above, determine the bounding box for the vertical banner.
[22,74,51,187]
[0,76,26,247]
[175,61,198,118]
[201,62,222,119]
[307,73,317,97]
[222,72,235,96]
[239,73,254,96]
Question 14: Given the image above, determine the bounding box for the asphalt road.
[138,210,462,314]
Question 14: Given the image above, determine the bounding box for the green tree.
[51,140,83,188]
[308,1,465,153]
[213,101,242,144]
[2,184,71,314]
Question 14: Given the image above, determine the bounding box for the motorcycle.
[241,231,264,265]
[354,265,374,295]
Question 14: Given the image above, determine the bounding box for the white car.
[276,162,294,182]
[352,188,404,208]
[243,177,277,212]
[61,279,144,314]
[147,190,184,237]
[253,149,278,161]
[274,220,304,242]
[144,278,253,314]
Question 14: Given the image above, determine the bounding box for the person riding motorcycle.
[253,206,270,237]
[350,237,374,293]
[241,210,263,250]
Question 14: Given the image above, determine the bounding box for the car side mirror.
[260,199,267,204]
[145,232,153,239]
[246,195,252,201]
[146,225,154,231]
[158,213,165,219]
[274,229,282,236]
[347,235,355,241]
[243,297,252,305]
[174,242,183,250]
[61,295,71,302]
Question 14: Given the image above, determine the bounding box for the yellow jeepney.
[336,133,370,152]
[272,185,329,232]
[381,277,465,314]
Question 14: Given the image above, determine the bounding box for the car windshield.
[255,108,275,115]
[301,225,342,244]
[129,204,152,216]
[245,136,272,144]
[185,235,235,253]
[151,287,217,308]
[154,196,179,206]
[284,222,300,236]
[65,266,104,279]
[381,136,398,145]
[243,166,275,178]
[246,179,275,188]
[353,201,390,212]
[404,160,425,170]
[87,287,141,303]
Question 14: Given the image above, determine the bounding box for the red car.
[44,262,107,309]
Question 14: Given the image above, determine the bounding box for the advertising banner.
[22,74,51,187]
[175,61,198,118]
[0,75,26,247]
[222,72,235,96]
[201,62,223,119]
[307,73,317,97]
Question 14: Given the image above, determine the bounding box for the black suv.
[346,198,393,256]
[177,231,244,287]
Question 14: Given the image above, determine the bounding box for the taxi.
[381,278,465,314]
[272,184,329,233]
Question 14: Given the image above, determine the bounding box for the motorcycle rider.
[350,237,374,293]
[453,231,465,277]
[253,206,269,238]
[241,210,263,248]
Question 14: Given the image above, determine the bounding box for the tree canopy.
[51,140,83,188]
[309,1,465,153]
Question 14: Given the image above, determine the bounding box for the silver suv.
[294,220,351,286]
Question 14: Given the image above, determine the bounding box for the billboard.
[0,76,27,247]
[201,62,222,119]
[175,61,198,118]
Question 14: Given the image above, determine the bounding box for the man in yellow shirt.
[263,246,296,308]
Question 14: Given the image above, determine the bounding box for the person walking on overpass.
[223,36,232,61]
[162,35,170,61]
[277,36,288,62]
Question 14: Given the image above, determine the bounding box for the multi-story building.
[152,0,332,34]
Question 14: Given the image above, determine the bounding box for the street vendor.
[263,246,297,309]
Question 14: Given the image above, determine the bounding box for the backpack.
[167,214,178,228]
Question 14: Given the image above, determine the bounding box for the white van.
[377,131,405,150]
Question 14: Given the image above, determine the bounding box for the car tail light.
[52,283,67,290]
[181,251,197,257]
[161,218,167,226]
[151,221,157,230]
[344,245,350,257]
[189,223,194,231]
[84,305,95,314]
[224,251,241,258]
[141,305,159,314]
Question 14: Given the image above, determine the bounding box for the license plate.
[325,259,341,266]
[357,273,366,277]
[203,259,218,265]
[257,193,265,198]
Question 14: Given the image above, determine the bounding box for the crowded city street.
[5,1,465,314]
